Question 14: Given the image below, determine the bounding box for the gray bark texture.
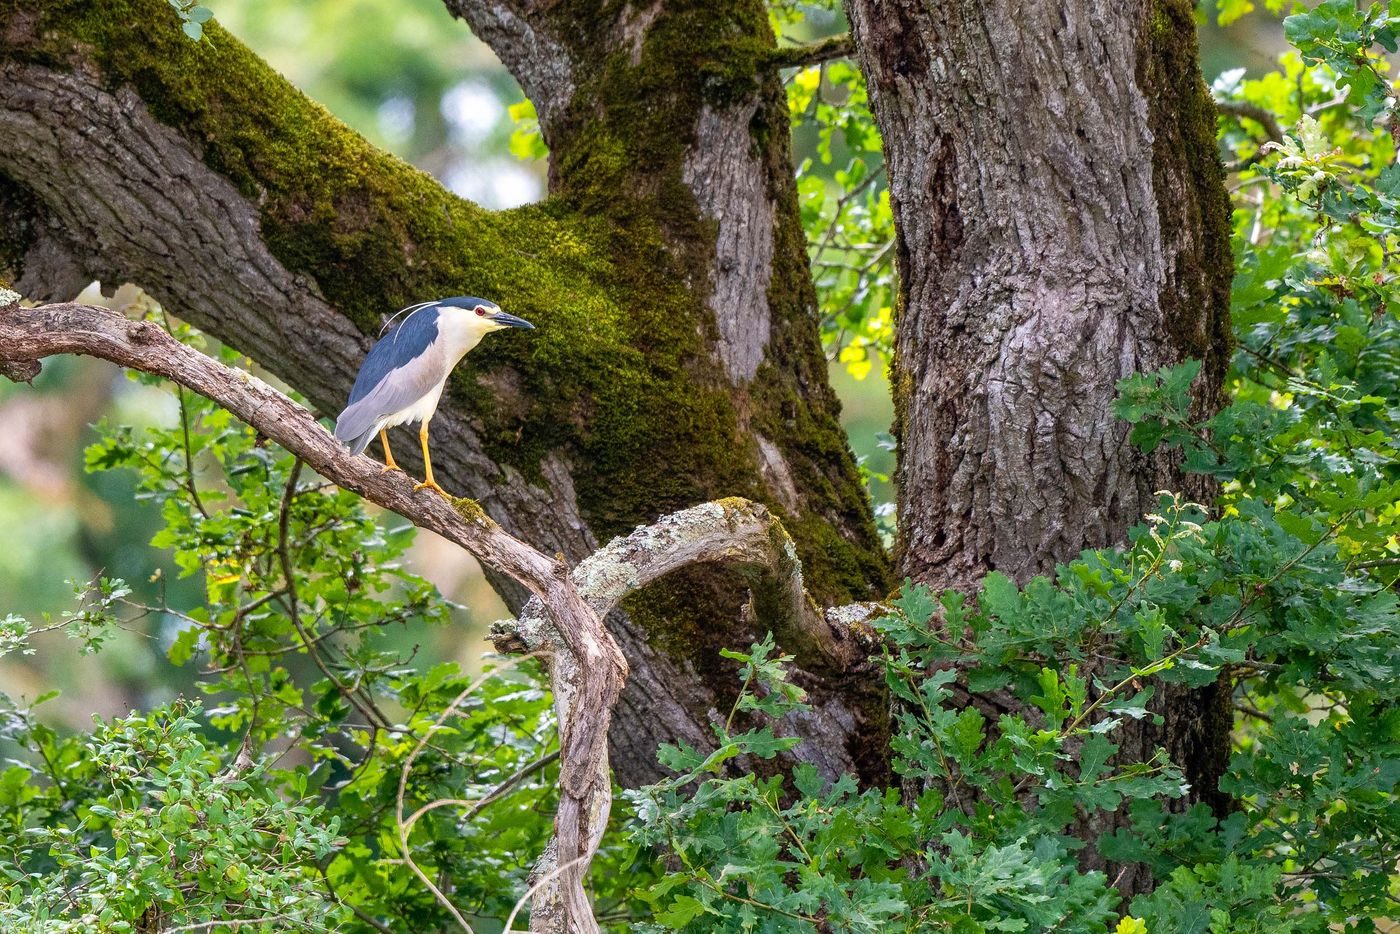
[0,0,890,788]
[844,0,1235,891]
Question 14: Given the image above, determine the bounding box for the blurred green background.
[0,0,1289,730]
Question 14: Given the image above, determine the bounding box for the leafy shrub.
[0,701,346,932]
[626,492,1398,931]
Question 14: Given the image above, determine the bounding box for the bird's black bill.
[490,311,535,329]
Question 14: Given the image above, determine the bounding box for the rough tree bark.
[844,0,1234,889]
[0,0,890,786]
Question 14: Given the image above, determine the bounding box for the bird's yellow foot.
[413,479,450,497]
[378,432,401,474]
[380,463,403,474]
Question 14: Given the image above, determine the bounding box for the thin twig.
[276,457,388,730]
[766,33,856,69]
[1354,557,1400,569]
[175,386,209,518]
[396,653,546,934]
[402,750,561,831]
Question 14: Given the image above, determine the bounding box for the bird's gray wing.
[334,307,446,452]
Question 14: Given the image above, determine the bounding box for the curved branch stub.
[441,0,576,133]
[495,497,864,671]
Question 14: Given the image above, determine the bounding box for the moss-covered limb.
[447,0,890,626]
[9,0,598,330]
[3,0,891,783]
[525,0,892,779]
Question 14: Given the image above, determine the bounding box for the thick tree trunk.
[0,0,889,786]
[845,0,1234,890]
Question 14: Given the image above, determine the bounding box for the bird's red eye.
[475,306,487,316]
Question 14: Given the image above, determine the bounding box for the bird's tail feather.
[343,427,377,457]
[334,409,378,456]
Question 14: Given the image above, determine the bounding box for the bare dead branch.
[0,299,625,934]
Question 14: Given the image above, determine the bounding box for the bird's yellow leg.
[379,429,402,473]
[413,419,449,496]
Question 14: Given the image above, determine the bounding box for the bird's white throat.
[436,308,502,361]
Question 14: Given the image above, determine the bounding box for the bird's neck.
[437,315,492,360]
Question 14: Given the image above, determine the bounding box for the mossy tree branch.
[766,34,857,69]
[0,0,891,785]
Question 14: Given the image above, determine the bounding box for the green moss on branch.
[1136,0,1234,400]
[8,0,888,683]
[10,0,764,545]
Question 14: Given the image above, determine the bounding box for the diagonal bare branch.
[0,298,624,934]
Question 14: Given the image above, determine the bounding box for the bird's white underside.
[371,308,497,433]
[378,376,450,431]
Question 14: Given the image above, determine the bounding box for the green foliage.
[784,46,894,381]
[0,575,133,660]
[1180,13,1400,583]
[0,338,571,930]
[508,99,549,161]
[1,701,347,931]
[1212,0,1294,28]
[757,0,896,380]
[625,490,1398,931]
[1284,1,1400,128]
[167,0,214,43]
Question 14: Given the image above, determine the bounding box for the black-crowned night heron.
[334,296,533,495]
